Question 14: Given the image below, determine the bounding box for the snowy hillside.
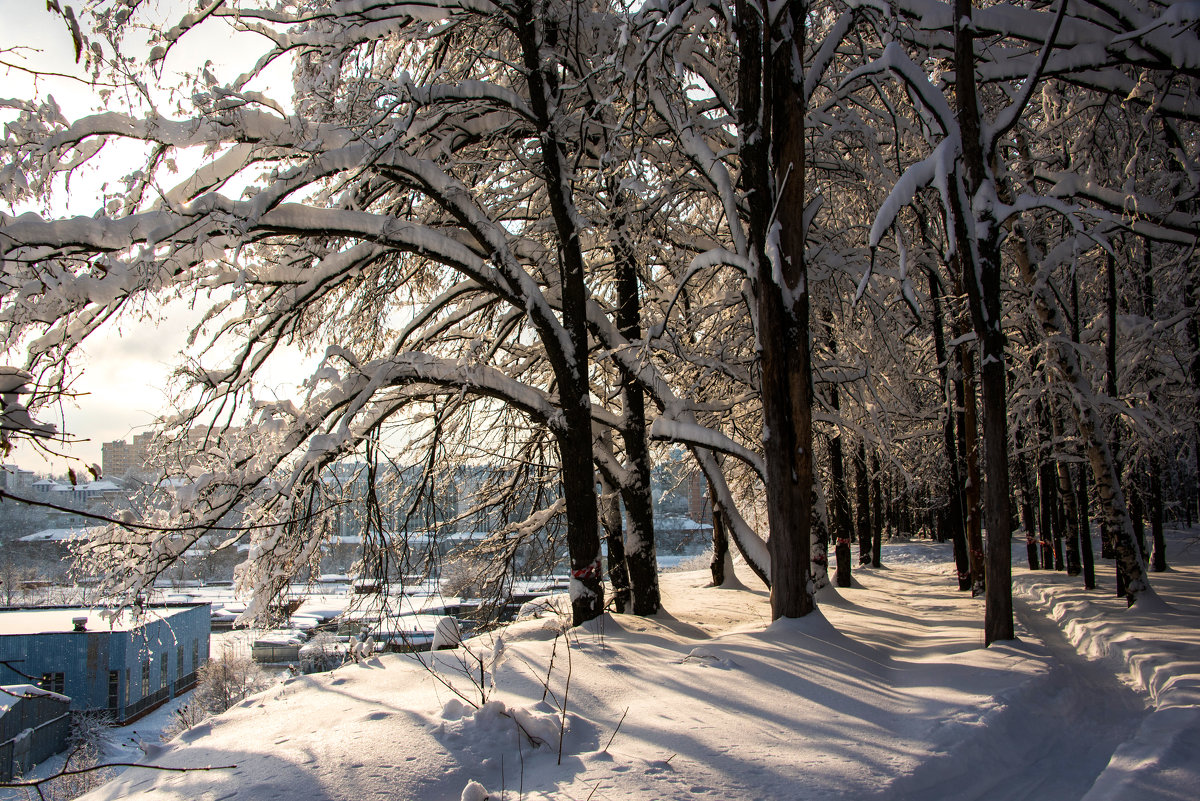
[70,530,1200,801]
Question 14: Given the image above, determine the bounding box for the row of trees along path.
[0,0,1195,641]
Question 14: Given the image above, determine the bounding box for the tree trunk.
[954,0,1013,643]
[1013,421,1040,570]
[611,185,660,615]
[871,452,883,568]
[1050,408,1082,576]
[1038,441,1057,570]
[855,441,872,567]
[599,472,629,613]
[1070,268,1095,589]
[1188,269,1200,526]
[710,491,730,587]
[1010,238,1151,605]
[811,481,831,591]
[930,269,972,588]
[1138,240,1167,574]
[1077,464,1096,589]
[828,384,853,588]
[1129,480,1146,560]
[960,343,985,596]
[1103,250,1120,570]
[515,0,603,624]
[1150,469,1166,572]
[737,0,814,619]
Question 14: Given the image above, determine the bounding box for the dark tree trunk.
[1053,495,1066,572]
[1150,470,1166,572]
[1014,421,1040,570]
[710,492,729,587]
[855,441,872,567]
[960,342,985,595]
[955,0,1013,642]
[599,473,629,613]
[1129,481,1147,560]
[930,270,972,588]
[828,383,853,588]
[1190,265,1200,526]
[1070,269,1096,589]
[557,425,604,624]
[1185,257,1200,528]
[737,0,814,619]
[515,1,603,624]
[1038,444,1057,570]
[1051,409,1082,576]
[611,184,660,615]
[1104,250,1121,570]
[1138,240,1167,574]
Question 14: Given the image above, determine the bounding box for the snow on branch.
[866,136,958,252]
[649,416,766,480]
[840,42,955,136]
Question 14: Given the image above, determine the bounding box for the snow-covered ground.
[57,528,1200,801]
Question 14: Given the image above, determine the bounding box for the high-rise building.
[100,432,154,479]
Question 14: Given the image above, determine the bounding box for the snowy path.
[878,594,1149,801]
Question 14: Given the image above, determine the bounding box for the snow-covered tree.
[1,0,664,625]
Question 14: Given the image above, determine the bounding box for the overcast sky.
[1,2,301,475]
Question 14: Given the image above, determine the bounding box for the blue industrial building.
[0,604,210,723]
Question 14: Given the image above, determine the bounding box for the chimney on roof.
[72,616,88,632]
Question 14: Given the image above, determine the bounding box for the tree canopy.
[1,0,1197,635]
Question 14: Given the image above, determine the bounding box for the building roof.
[48,480,122,493]
[17,527,102,543]
[0,685,70,716]
[0,605,207,636]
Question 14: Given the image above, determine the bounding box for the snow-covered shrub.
[163,648,273,741]
[299,631,345,673]
[38,712,113,801]
[516,593,570,621]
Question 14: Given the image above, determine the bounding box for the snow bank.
[1013,528,1200,801]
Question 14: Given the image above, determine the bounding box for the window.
[141,660,150,698]
[160,652,169,689]
[193,640,200,670]
[39,672,64,694]
[178,645,185,676]
[108,671,119,709]
[125,668,131,705]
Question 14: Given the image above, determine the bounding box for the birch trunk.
[1010,239,1152,603]
[855,441,872,567]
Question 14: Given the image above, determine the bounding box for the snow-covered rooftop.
[0,684,69,716]
[17,527,103,542]
[0,605,205,636]
[47,479,123,492]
